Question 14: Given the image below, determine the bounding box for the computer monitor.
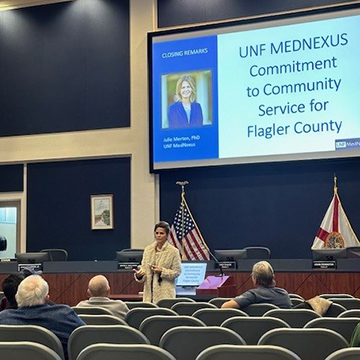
[312,248,348,261]
[15,252,50,264]
[116,250,143,263]
[213,249,247,262]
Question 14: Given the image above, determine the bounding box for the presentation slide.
[150,8,360,170]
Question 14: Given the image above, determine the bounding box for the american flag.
[169,198,210,260]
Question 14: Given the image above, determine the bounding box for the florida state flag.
[312,184,360,249]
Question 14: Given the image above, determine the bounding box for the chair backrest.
[208,298,231,308]
[196,344,302,360]
[258,328,349,360]
[289,294,305,300]
[329,298,360,310]
[324,303,347,317]
[0,341,62,360]
[304,317,360,343]
[221,316,290,345]
[125,307,177,329]
[77,343,176,360]
[0,324,65,360]
[72,306,114,316]
[320,294,354,299]
[157,297,195,308]
[125,301,158,309]
[290,298,304,307]
[243,246,271,259]
[171,301,217,315]
[78,314,127,325]
[139,315,205,345]
[264,308,321,327]
[324,348,360,360]
[339,310,360,318]
[242,303,279,316]
[159,326,246,360]
[68,325,149,360]
[193,308,247,326]
[41,249,68,261]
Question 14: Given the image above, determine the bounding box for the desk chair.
[329,298,360,310]
[160,326,245,360]
[325,348,360,360]
[171,301,216,315]
[139,315,205,345]
[196,344,301,360]
[305,317,360,343]
[125,301,158,309]
[242,303,279,316]
[68,325,149,360]
[0,324,65,360]
[78,314,127,325]
[258,328,349,360]
[72,306,114,316]
[77,344,176,360]
[264,308,321,328]
[221,316,290,345]
[0,341,62,360]
[320,294,354,299]
[41,249,68,261]
[157,297,195,308]
[193,308,247,326]
[125,307,177,329]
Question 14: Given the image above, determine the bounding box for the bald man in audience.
[76,274,129,320]
[222,261,292,309]
[0,275,84,359]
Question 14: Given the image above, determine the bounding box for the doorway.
[0,201,20,259]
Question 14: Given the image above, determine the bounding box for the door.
[0,201,20,259]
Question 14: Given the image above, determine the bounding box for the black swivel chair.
[41,249,68,261]
[243,247,271,259]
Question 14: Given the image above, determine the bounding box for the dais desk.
[0,259,359,306]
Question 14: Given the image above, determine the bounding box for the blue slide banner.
[152,35,219,164]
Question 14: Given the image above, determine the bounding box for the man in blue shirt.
[0,275,85,359]
[222,261,292,309]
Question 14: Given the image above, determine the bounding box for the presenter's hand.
[151,265,162,274]
[133,268,145,279]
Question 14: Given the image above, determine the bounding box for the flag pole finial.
[334,173,338,194]
[176,181,189,199]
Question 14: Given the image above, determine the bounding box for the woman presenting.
[168,74,203,128]
[134,221,181,304]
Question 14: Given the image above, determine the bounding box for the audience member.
[0,273,24,311]
[222,261,292,309]
[0,275,84,359]
[76,274,129,320]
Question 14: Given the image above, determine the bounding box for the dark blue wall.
[0,0,129,136]
[160,158,360,259]
[0,165,23,192]
[158,0,360,259]
[27,158,131,261]
[158,0,356,27]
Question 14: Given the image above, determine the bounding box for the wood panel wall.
[1,272,360,306]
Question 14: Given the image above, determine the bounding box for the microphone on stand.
[207,248,224,277]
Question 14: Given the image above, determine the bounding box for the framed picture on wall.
[91,194,114,230]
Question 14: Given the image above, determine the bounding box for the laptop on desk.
[176,262,207,296]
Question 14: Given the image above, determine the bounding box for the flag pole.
[176,181,188,259]
[334,173,338,194]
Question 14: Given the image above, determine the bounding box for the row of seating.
[122,296,360,312]
[73,310,360,346]
[1,323,359,360]
[2,342,360,360]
